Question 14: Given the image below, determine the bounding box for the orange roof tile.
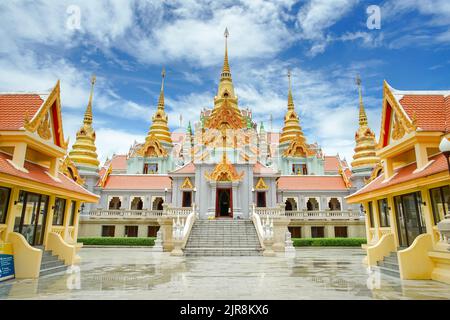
[110,155,127,171]
[171,162,195,174]
[399,95,448,131]
[0,94,45,130]
[349,153,448,198]
[278,175,349,191]
[253,162,277,175]
[324,156,340,172]
[103,175,172,190]
[0,152,97,199]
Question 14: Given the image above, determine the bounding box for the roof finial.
[222,28,231,76]
[287,69,294,109]
[84,74,96,125]
[158,67,166,108]
[356,75,368,126]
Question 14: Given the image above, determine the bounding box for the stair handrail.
[46,232,77,266]
[251,203,266,249]
[172,209,197,249]
[366,232,396,266]
[7,232,42,279]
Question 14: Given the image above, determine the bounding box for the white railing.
[284,210,362,220]
[165,206,193,217]
[254,205,285,217]
[87,209,164,218]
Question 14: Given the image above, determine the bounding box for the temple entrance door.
[394,192,426,247]
[216,188,232,218]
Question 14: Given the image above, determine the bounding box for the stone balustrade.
[284,210,362,220]
[86,209,165,219]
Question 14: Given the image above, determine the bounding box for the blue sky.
[1,0,449,164]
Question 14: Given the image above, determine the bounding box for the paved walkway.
[1,247,450,299]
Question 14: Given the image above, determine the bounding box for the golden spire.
[69,74,100,171]
[280,70,305,145]
[145,68,172,146]
[222,28,231,76]
[356,75,368,126]
[215,28,237,108]
[351,76,379,171]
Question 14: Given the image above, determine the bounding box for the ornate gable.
[205,154,244,182]
[255,178,269,190]
[23,81,68,149]
[61,156,85,185]
[137,134,168,157]
[205,98,245,130]
[181,177,194,190]
[283,134,315,157]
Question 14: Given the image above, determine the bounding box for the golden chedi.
[280,70,306,145]
[146,68,173,146]
[351,76,379,170]
[69,75,100,171]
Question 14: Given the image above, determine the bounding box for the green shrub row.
[78,237,156,246]
[292,238,367,247]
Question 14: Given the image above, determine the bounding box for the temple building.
[347,81,450,284]
[76,30,366,245]
[0,82,98,278]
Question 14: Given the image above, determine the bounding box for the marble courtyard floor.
[1,247,450,300]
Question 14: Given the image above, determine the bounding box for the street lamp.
[439,136,450,174]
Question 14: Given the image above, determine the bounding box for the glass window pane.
[69,201,76,226]
[368,202,374,228]
[377,198,390,227]
[52,198,66,226]
[0,187,11,224]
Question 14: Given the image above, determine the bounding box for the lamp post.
[439,136,450,174]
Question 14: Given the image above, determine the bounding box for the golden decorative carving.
[205,98,245,130]
[37,112,52,140]
[61,156,85,185]
[365,162,383,184]
[283,134,315,157]
[205,154,244,182]
[98,164,112,188]
[181,177,194,190]
[255,178,269,190]
[391,112,406,140]
[137,134,168,157]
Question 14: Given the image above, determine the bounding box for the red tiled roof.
[349,153,448,198]
[0,152,97,199]
[324,156,340,172]
[253,162,277,175]
[171,162,195,174]
[0,94,44,130]
[110,155,127,171]
[103,175,172,190]
[398,94,449,132]
[278,175,349,191]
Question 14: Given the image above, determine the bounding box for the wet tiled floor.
[1,247,450,299]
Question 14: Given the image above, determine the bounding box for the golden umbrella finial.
[356,74,368,126]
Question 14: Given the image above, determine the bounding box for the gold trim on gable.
[181,177,194,190]
[255,178,269,190]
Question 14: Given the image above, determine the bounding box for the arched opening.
[130,197,144,210]
[108,197,121,210]
[306,198,319,211]
[152,197,164,211]
[284,198,298,211]
[328,198,341,211]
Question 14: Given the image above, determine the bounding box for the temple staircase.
[375,252,400,278]
[184,219,263,256]
[39,249,68,277]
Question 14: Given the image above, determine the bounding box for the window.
[182,191,192,208]
[367,201,375,228]
[430,186,450,225]
[335,226,348,238]
[306,198,319,211]
[152,197,164,210]
[311,226,325,238]
[69,201,77,226]
[292,164,307,175]
[328,198,341,211]
[288,227,301,238]
[0,187,11,224]
[285,198,298,211]
[143,164,149,174]
[102,225,115,237]
[377,198,390,227]
[109,197,121,210]
[52,197,66,226]
[147,226,160,237]
[148,163,158,174]
[125,226,138,237]
[130,197,144,210]
[256,192,266,208]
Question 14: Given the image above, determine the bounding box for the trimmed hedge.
[292,238,367,247]
[78,237,156,246]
